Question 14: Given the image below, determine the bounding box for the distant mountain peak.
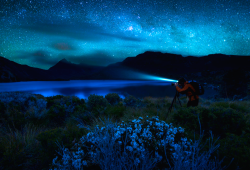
[59,58,70,63]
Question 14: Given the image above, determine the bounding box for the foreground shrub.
[104,105,126,121]
[25,98,48,126]
[166,131,230,170]
[49,116,192,169]
[46,105,67,128]
[86,94,109,114]
[45,96,83,127]
[124,95,139,107]
[46,95,65,108]
[217,133,250,170]
[172,106,247,138]
[172,106,250,170]
[0,92,48,130]
[211,101,250,113]
[35,120,87,169]
[50,126,160,170]
[71,110,96,129]
[0,123,47,170]
[105,93,122,105]
[50,116,229,170]
[0,92,36,106]
[1,102,27,131]
[36,127,65,164]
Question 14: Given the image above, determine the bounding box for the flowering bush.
[0,91,36,106]
[0,92,48,119]
[49,116,192,169]
[0,92,48,130]
[166,131,228,170]
[26,98,48,120]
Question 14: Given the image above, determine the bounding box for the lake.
[0,80,218,99]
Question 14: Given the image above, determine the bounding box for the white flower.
[126,146,133,152]
[137,145,145,152]
[82,160,87,166]
[131,140,139,148]
[181,137,187,142]
[155,151,162,161]
[127,127,133,133]
[52,156,58,165]
[72,159,82,169]
[134,158,140,165]
[173,127,177,134]
[119,128,126,133]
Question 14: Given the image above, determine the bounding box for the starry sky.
[0,0,250,70]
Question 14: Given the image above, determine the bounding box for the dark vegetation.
[0,91,249,170]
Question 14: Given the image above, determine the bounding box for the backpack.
[189,81,204,95]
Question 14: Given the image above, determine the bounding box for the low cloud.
[59,51,122,66]
[51,42,75,51]
[14,49,123,69]
[121,45,141,48]
[21,21,142,42]
[15,49,122,67]
[14,50,58,66]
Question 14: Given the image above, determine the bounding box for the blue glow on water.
[0,80,173,99]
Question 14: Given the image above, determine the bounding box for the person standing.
[174,78,199,107]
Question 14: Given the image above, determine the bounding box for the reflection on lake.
[0,80,174,99]
[0,80,218,99]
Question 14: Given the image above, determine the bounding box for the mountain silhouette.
[48,58,104,80]
[0,56,50,82]
[1,52,250,83]
[0,57,104,82]
[87,51,250,84]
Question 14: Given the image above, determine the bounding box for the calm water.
[0,80,217,99]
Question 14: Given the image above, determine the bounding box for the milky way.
[0,0,250,69]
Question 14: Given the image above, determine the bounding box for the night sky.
[0,0,250,70]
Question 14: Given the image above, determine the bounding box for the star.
[0,0,249,69]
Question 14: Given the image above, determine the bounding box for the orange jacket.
[176,81,199,101]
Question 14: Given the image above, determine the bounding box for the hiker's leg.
[193,99,199,106]
[188,100,199,107]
